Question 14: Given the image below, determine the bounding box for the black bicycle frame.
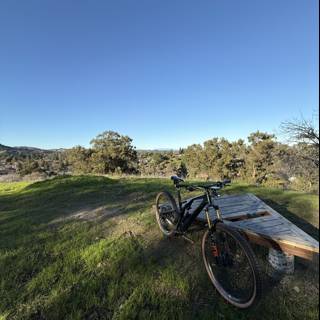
[176,188,219,233]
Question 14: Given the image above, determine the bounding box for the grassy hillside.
[0,176,318,320]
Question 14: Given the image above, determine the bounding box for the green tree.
[90,131,138,174]
[245,131,276,183]
[66,146,93,174]
[183,144,205,178]
[16,158,40,176]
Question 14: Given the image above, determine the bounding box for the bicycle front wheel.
[202,223,262,308]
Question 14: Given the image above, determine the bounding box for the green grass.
[0,176,318,319]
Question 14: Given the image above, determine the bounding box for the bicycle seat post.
[176,185,182,212]
[171,176,184,211]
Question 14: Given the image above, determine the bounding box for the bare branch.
[280,113,319,147]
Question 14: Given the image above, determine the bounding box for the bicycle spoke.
[203,227,256,305]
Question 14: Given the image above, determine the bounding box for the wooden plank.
[195,195,266,216]
[240,216,279,223]
[198,210,274,222]
[198,207,268,220]
[215,201,265,210]
[223,211,271,222]
[215,199,261,208]
[251,222,289,230]
[239,225,291,235]
[218,206,267,216]
[216,198,259,206]
[246,194,319,247]
[217,194,253,201]
[226,222,318,257]
[234,217,286,227]
[273,234,319,248]
[215,202,261,210]
[231,218,318,249]
[240,229,317,260]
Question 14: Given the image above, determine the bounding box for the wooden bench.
[155,194,319,273]
[186,193,319,268]
[165,194,319,273]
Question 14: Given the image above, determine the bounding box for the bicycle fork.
[204,204,222,229]
[205,204,225,264]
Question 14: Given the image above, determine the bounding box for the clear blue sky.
[0,0,318,149]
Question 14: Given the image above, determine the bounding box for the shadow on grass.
[0,175,170,226]
[0,175,177,258]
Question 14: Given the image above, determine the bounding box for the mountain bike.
[155,176,263,308]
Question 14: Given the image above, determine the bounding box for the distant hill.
[137,148,179,154]
[0,144,63,157]
[0,144,174,155]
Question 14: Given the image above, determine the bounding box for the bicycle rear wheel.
[202,223,262,308]
[155,191,180,236]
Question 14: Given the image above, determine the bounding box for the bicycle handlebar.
[178,179,231,191]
